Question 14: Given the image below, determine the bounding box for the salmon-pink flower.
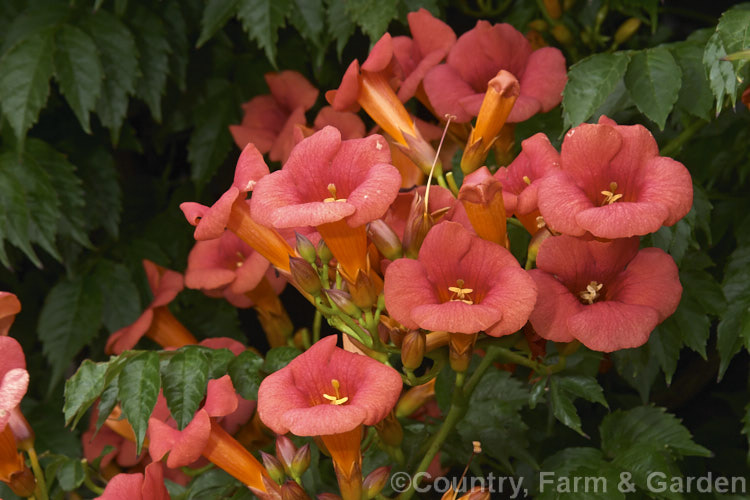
[105,260,197,354]
[494,133,561,234]
[422,20,566,123]
[96,461,169,500]
[0,337,30,489]
[313,106,366,140]
[384,221,536,336]
[251,126,401,281]
[258,336,402,500]
[537,116,693,239]
[229,71,319,164]
[180,143,295,273]
[528,235,682,352]
[0,292,21,337]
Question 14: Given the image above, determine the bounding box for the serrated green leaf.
[53,24,103,133]
[228,350,264,400]
[538,448,625,500]
[611,346,659,403]
[289,0,324,46]
[671,42,713,120]
[345,0,398,43]
[609,443,681,499]
[263,346,301,373]
[187,81,239,185]
[549,377,585,436]
[716,4,750,74]
[558,375,609,409]
[0,30,55,143]
[0,4,67,57]
[83,9,139,144]
[624,47,681,130]
[162,1,189,91]
[131,7,171,122]
[529,377,547,409]
[648,323,681,384]
[326,0,355,59]
[119,351,161,454]
[680,269,727,316]
[38,274,103,392]
[236,0,291,66]
[704,31,738,114]
[162,348,210,429]
[57,457,85,491]
[562,52,630,129]
[95,379,120,431]
[197,0,238,47]
[76,147,122,237]
[63,359,110,428]
[94,260,141,332]
[205,348,237,379]
[600,406,711,459]
[186,469,238,500]
[24,139,90,248]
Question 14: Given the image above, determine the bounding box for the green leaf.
[600,406,712,459]
[716,4,750,74]
[716,245,750,378]
[83,9,139,143]
[187,80,240,185]
[94,260,141,332]
[326,0,355,59]
[0,4,67,57]
[131,7,171,122]
[76,146,122,237]
[289,0,324,46]
[624,47,681,130]
[38,274,103,392]
[549,377,584,436]
[25,139,90,248]
[704,31,738,114]
[562,52,630,129]
[162,348,210,429]
[63,359,110,428]
[162,1,189,91]
[228,350,264,400]
[56,457,85,491]
[648,323,681,385]
[0,29,55,143]
[95,378,120,431]
[670,42,713,120]
[53,24,103,133]
[263,346,301,373]
[197,0,238,47]
[611,346,659,403]
[236,0,291,66]
[537,448,625,500]
[345,0,398,43]
[557,375,609,409]
[609,442,681,499]
[118,351,161,454]
[205,348,237,379]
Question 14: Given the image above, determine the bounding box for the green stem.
[313,309,322,344]
[83,472,104,496]
[398,372,467,500]
[27,447,48,500]
[660,120,707,157]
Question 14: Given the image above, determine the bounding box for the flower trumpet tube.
[458,171,507,247]
[460,71,520,174]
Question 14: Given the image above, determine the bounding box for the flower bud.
[348,271,378,310]
[289,257,321,295]
[326,289,362,317]
[282,480,311,500]
[317,239,333,264]
[290,443,311,478]
[296,233,317,263]
[459,487,491,500]
[379,316,406,347]
[550,24,573,45]
[261,450,286,484]
[614,17,642,45]
[363,466,390,499]
[276,435,297,475]
[528,19,548,31]
[7,465,36,497]
[375,412,403,447]
[543,0,562,18]
[367,219,403,261]
[396,379,437,418]
[401,330,426,370]
[316,494,342,500]
[403,194,434,259]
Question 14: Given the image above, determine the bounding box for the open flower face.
[537,116,693,239]
[528,235,682,352]
[384,221,537,336]
[257,336,403,437]
[422,20,566,123]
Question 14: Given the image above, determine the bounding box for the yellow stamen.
[522,175,532,185]
[324,183,347,203]
[448,279,474,305]
[235,251,245,268]
[322,379,349,405]
[536,216,546,229]
[579,281,603,304]
[601,182,623,205]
